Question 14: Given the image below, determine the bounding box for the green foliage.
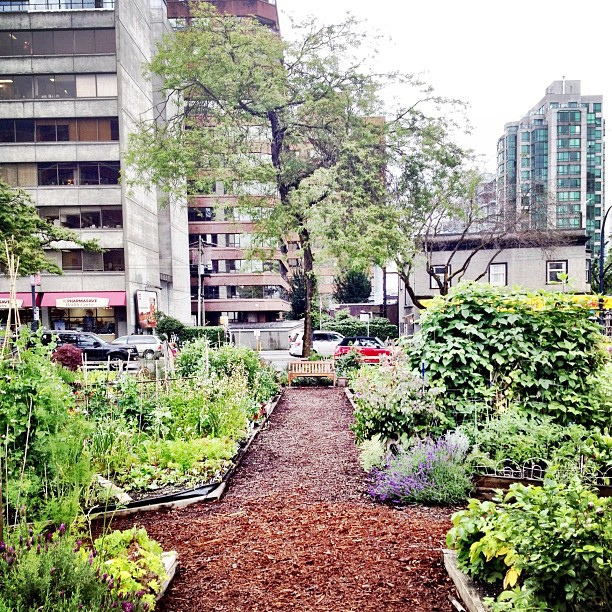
[91,527,167,608]
[447,476,612,610]
[320,310,398,340]
[0,333,94,523]
[126,4,459,361]
[154,312,185,341]
[334,349,362,377]
[467,408,567,466]
[179,325,226,346]
[0,525,147,611]
[0,179,99,275]
[288,266,307,320]
[333,268,372,303]
[357,434,386,471]
[350,353,450,443]
[409,283,607,426]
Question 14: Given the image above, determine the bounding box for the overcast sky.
[278,0,609,175]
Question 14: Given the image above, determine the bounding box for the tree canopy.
[126,6,465,353]
[333,269,372,304]
[0,180,99,276]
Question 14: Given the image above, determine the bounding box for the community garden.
[348,283,611,611]
[0,332,279,610]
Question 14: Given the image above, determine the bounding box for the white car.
[289,330,344,357]
[111,334,164,359]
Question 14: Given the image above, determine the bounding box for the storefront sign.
[0,298,23,309]
[56,296,110,309]
[136,290,158,329]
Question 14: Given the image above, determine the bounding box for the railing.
[0,0,114,12]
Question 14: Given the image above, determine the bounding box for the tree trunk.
[382,265,387,318]
[300,229,316,358]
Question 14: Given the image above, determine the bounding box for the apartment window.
[586,259,591,284]
[430,265,450,290]
[226,234,241,248]
[0,74,117,100]
[489,263,507,287]
[61,249,124,272]
[547,260,568,284]
[37,162,120,186]
[0,118,118,143]
[203,286,220,300]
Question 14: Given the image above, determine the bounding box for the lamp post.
[29,272,41,331]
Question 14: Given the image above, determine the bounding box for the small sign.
[220,315,229,329]
[253,329,261,337]
[0,298,23,309]
[359,313,370,322]
[56,297,110,308]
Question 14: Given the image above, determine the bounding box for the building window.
[0,29,115,56]
[0,117,119,143]
[547,260,568,284]
[0,74,117,100]
[429,265,450,290]
[586,259,591,284]
[489,263,507,287]
[37,162,120,186]
[61,248,124,272]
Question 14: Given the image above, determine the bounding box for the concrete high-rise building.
[169,0,291,326]
[496,79,605,253]
[0,0,191,335]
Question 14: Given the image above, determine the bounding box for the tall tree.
[126,6,461,355]
[333,269,372,303]
[0,180,98,275]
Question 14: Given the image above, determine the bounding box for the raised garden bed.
[89,393,281,518]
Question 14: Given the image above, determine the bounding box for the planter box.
[472,475,612,500]
[443,549,489,612]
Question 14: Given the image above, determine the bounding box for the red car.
[333,336,392,364]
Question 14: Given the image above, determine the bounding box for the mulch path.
[106,387,459,611]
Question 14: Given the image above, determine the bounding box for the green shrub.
[154,312,185,341]
[319,310,398,339]
[0,335,94,523]
[467,409,567,466]
[351,354,450,443]
[0,525,148,611]
[91,527,168,609]
[409,283,607,427]
[180,325,227,346]
[447,475,612,610]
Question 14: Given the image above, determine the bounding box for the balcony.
[167,0,279,31]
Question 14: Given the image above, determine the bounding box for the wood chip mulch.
[105,387,459,611]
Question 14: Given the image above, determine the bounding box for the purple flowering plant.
[369,431,472,505]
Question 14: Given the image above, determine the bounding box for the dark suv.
[41,331,139,362]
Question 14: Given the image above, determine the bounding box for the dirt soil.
[106,387,459,611]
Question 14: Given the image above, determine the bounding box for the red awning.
[40,291,127,308]
[0,292,38,308]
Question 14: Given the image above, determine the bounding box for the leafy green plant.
[0,524,147,611]
[334,349,362,377]
[351,354,450,443]
[409,284,608,427]
[358,434,386,471]
[0,333,95,523]
[91,527,168,609]
[447,475,612,610]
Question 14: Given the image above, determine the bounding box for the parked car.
[111,334,164,359]
[41,330,139,362]
[333,336,392,364]
[289,330,344,357]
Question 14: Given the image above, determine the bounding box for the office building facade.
[496,80,605,253]
[0,0,191,335]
